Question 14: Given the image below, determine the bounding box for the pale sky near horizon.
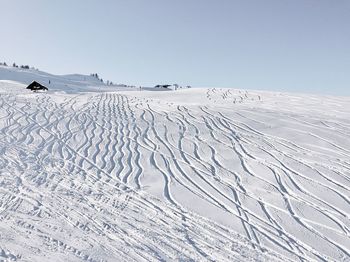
[1,0,349,95]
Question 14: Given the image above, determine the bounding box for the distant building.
[155,84,172,89]
[26,81,48,92]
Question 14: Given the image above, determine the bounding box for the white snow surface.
[0,66,350,261]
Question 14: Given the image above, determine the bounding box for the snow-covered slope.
[0,66,349,261]
[0,65,130,93]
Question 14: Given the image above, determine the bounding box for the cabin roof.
[26,81,48,91]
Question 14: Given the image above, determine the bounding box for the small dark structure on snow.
[26,81,48,92]
[155,84,171,89]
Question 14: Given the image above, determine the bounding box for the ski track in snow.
[0,84,350,261]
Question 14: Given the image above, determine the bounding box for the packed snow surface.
[0,66,350,261]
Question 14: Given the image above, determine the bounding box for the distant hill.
[0,65,128,93]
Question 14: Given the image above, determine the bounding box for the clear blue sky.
[1,0,349,95]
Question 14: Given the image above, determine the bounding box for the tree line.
[0,61,38,70]
[90,73,114,85]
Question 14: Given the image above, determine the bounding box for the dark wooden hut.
[26,81,48,91]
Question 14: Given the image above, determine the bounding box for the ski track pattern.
[0,88,349,261]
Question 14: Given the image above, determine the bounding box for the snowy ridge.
[0,67,350,261]
[0,65,130,93]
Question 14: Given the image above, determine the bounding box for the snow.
[0,65,349,261]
